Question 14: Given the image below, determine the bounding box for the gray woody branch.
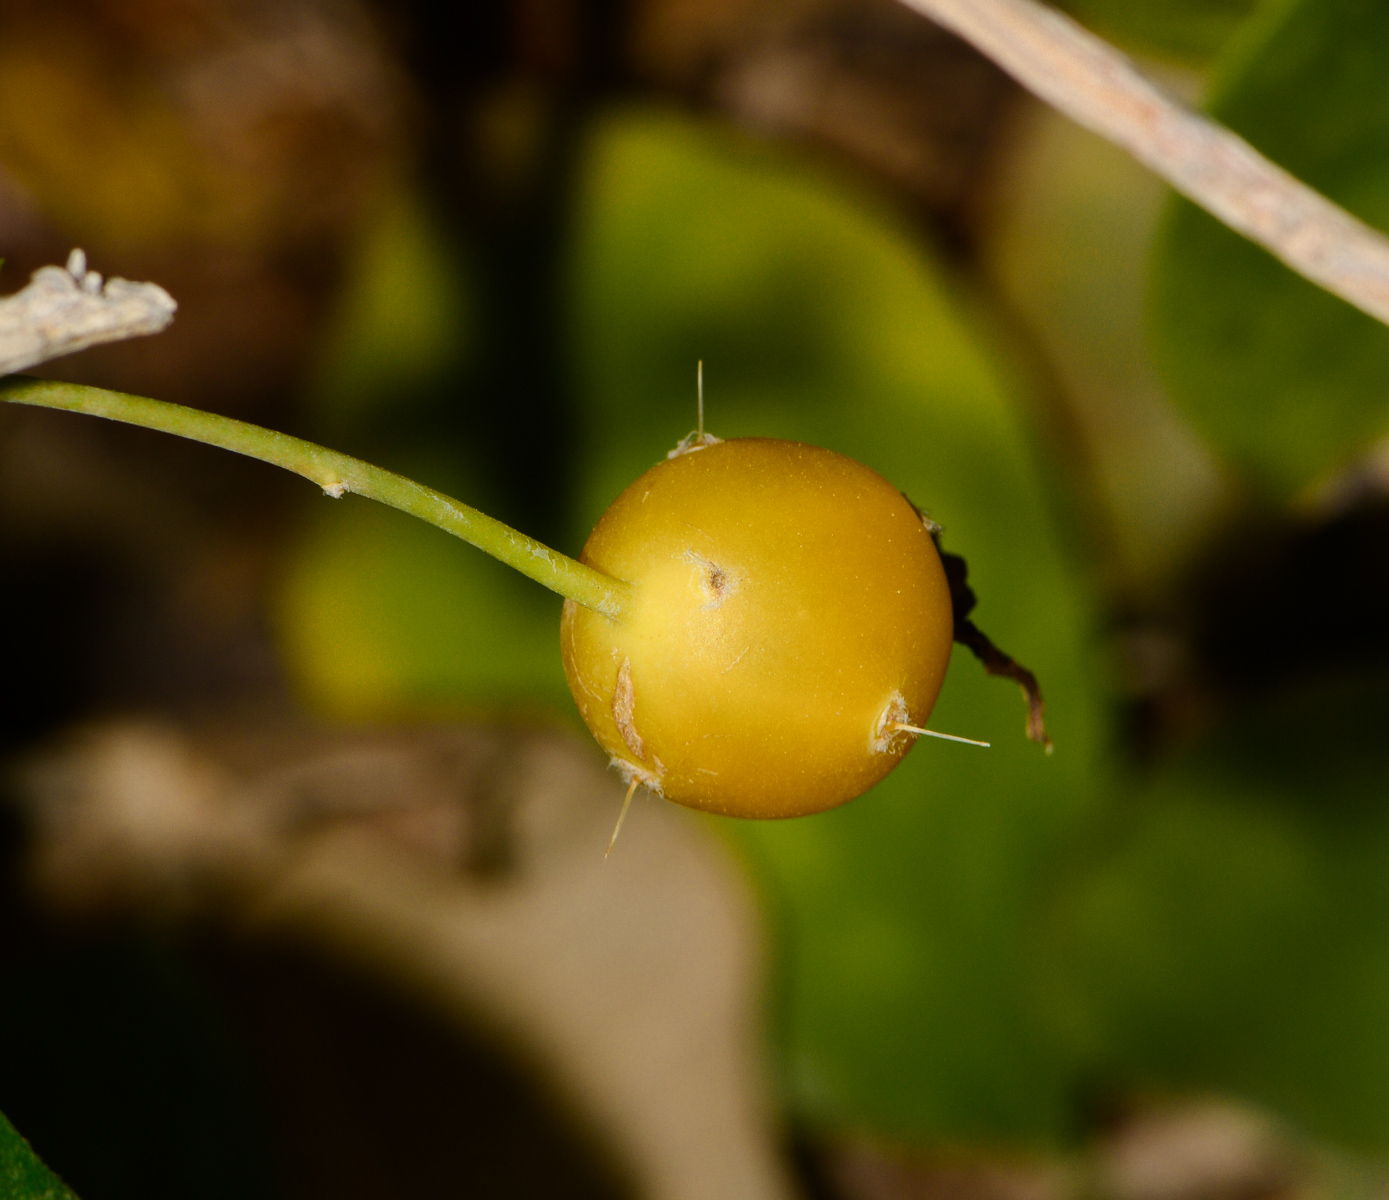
[0,249,177,375]
[897,0,1389,328]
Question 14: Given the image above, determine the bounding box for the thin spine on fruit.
[606,777,640,858]
[893,724,990,748]
[873,692,989,752]
[0,376,634,619]
[668,361,722,458]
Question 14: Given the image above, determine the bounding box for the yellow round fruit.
[560,437,954,819]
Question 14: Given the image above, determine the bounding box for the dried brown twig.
[937,546,1053,751]
[896,0,1389,328]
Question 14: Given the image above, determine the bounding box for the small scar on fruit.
[683,550,738,608]
[667,430,723,458]
[612,756,664,794]
[872,693,912,753]
[612,658,645,759]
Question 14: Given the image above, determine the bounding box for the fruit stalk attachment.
[0,376,633,620]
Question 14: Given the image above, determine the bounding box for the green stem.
[0,376,633,620]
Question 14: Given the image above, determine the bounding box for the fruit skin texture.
[561,438,954,819]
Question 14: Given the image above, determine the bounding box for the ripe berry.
[561,437,955,819]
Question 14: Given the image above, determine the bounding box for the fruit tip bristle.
[606,777,640,858]
[893,723,990,748]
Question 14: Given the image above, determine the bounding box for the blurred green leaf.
[0,1111,78,1200]
[277,494,567,720]
[310,185,473,429]
[1061,0,1259,63]
[1152,0,1389,497]
[1042,672,1389,1151]
[278,184,567,718]
[567,108,1107,1146]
